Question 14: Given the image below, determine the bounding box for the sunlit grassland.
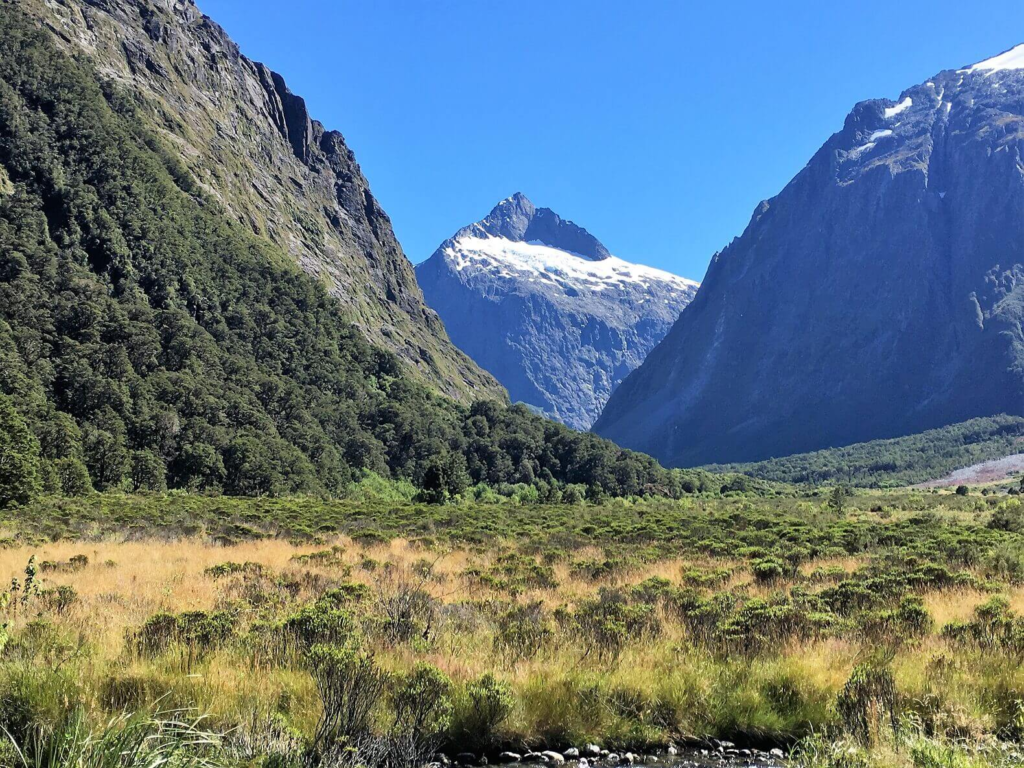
[0,488,1022,766]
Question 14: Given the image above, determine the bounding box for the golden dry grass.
[0,533,1021,761]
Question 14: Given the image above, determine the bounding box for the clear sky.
[200,0,1024,281]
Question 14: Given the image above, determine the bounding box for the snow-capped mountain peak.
[594,42,1024,467]
[458,192,611,261]
[416,196,699,429]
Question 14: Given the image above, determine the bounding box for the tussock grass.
[0,490,1022,766]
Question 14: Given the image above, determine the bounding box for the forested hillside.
[15,0,501,401]
[0,9,711,501]
[709,415,1024,487]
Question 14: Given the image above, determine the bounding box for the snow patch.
[443,235,699,296]
[869,129,894,142]
[849,142,877,158]
[884,97,912,119]
[964,43,1024,74]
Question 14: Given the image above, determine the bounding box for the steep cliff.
[596,46,1024,465]
[17,0,502,401]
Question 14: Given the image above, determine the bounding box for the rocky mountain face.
[417,194,698,429]
[595,45,1024,466]
[17,0,502,402]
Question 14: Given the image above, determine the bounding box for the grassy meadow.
[0,488,1023,767]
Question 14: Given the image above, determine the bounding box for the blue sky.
[201,0,1024,281]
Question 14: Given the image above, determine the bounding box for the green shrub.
[681,567,731,589]
[39,586,78,616]
[289,547,347,569]
[860,596,932,646]
[306,643,386,755]
[988,500,1024,533]
[279,601,357,653]
[493,601,551,665]
[450,673,514,752]
[628,576,676,605]
[203,561,265,579]
[835,663,899,745]
[941,595,1024,655]
[372,575,439,646]
[390,663,454,750]
[986,540,1024,583]
[563,589,661,660]
[751,557,787,584]
[133,610,236,661]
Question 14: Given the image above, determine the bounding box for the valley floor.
[0,489,1023,767]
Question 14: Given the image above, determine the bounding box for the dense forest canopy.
[0,9,726,503]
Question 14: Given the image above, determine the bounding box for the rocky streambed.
[440,742,786,768]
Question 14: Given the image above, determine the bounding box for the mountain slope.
[417,193,698,429]
[0,4,702,500]
[595,45,1024,466]
[15,0,501,401]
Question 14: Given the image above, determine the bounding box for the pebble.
[585,745,602,758]
[563,748,580,759]
[541,752,565,765]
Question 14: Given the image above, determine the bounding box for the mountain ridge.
[594,45,1024,465]
[457,191,612,261]
[418,194,698,429]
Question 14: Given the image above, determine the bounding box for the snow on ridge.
[884,97,912,119]
[443,235,698,294]
[869,129,894,142]
[963,44,1024,74]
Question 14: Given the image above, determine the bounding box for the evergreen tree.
[0,394,40,508]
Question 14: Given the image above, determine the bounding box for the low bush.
[306,643,386,755]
